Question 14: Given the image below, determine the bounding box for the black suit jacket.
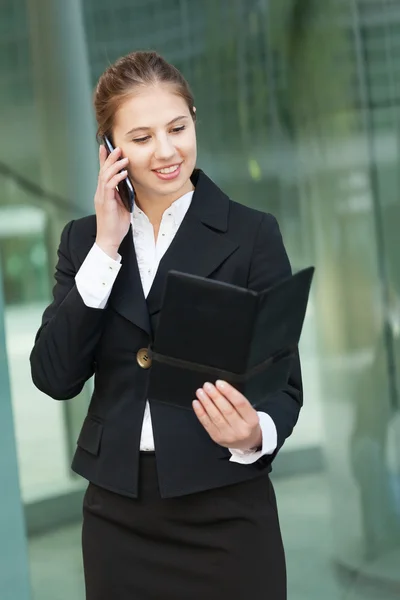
[30,170,302,498]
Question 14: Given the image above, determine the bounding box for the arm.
[30,222,111,400]
[229,411,277,464]
[193,212,302,463]
[30,144,131,400]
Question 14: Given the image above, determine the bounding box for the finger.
[195,387,231,432]
[215,380,258,424]
[102,156,129,183]
[105,169,129,192]
[192,400,221,440]
[202,382,244,428]
[99,144,106,166]
[99,143,118,168]
[102,145,122,171]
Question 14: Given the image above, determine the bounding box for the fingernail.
[196,388,204,397]
[216,380,226,389]
[204,382,213,392]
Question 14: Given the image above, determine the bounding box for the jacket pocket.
[77,415,103,456]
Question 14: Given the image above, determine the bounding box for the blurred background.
[0,0,399,598]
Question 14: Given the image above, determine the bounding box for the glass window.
[0,1,399,598]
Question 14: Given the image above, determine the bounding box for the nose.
[154,133,175,161]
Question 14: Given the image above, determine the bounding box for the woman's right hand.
[94,144,132,259]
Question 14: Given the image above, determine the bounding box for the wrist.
[230,427,263,454]
[95,238,120,260]
[249,425,263,451]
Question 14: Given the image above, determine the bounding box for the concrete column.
[26,0,95,467]
[0,262,31,600]
[27,0,98,218]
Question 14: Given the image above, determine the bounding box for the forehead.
[114,84,190,131]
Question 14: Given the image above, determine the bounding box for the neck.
[135,182,194,226]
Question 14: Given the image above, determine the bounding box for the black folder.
[147,267,314,410]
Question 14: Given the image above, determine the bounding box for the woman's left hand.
[193,380,262,451]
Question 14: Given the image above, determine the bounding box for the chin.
[157,181,187,197]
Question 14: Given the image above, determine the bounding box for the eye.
[171,125,185,133]
[133,136,150,144]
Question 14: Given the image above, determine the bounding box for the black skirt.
[82,453,286,600]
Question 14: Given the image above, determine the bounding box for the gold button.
[137,348,152,369]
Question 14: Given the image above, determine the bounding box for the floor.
[27,472,400,600]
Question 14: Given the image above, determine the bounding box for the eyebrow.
[125,115,189,138]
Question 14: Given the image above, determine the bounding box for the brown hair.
[94,50,196,141]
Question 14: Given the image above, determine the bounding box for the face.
[112,84,197,205]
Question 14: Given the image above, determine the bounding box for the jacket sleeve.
[248,212,303,459]
[30,220,107,400]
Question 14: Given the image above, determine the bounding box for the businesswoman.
[30,51,302,600]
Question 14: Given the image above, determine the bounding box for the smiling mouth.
[154,164,181,174]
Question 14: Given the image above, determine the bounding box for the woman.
[30,50,302,600]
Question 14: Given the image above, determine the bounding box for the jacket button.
[137,348,152,369]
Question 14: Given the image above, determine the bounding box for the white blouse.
[75,191,277,464]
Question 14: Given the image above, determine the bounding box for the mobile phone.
[103,135,135,212]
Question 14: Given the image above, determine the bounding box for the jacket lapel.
[146,170,239,317]
[83,170,239,335]
[108,227,151,335]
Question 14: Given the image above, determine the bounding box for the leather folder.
[147,267,314,409]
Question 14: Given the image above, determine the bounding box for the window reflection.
[0,1,398,599]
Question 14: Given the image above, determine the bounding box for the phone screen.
[103,135,135,213]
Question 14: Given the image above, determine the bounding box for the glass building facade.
[0,1,399,598]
